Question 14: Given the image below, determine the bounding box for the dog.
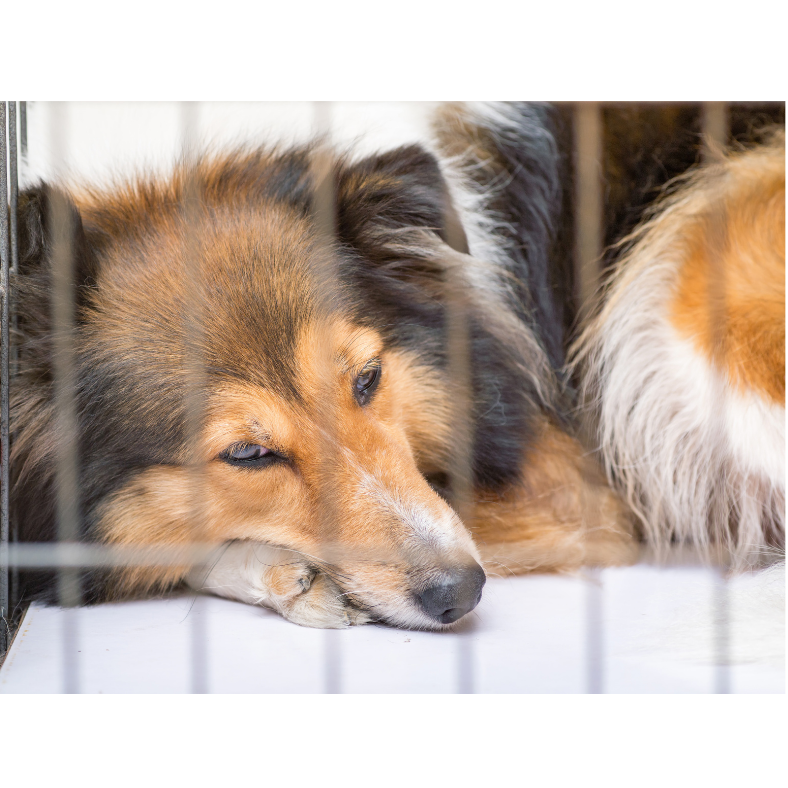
[572,129,785,568]
[10,103,635,631]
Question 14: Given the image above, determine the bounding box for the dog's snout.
[416,563,486,624]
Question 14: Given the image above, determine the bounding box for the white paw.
[193,541,371,629]
[279,571,372,629]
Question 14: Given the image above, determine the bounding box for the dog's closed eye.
[219,443,285,469]
[354,360,381,406]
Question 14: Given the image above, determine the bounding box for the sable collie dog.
[11,103,634,630]
[573,131,785,568]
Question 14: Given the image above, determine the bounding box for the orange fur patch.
[671,140,785,404]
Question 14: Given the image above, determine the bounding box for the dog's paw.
[194,542,371,629]
[273,569,371,629]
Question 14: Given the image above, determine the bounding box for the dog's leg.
[469,420,639,576]
[186,542,371,629]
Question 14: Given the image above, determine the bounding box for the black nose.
[416,563,486,624]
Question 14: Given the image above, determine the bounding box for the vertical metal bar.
[312,101,342,695]
[49,101,81,692]
[8,103,18,279]
[456,626,475,695]
[702,101,731,694]
[1,102,10,655]
[574,101,605,694]
[8,102,19,611]
[180,101,209,694]
[573,102,604,320]
[712,564,730,694]
[442,203,476,695]
[19,102,27,166]
[445,283,475,694]
[585,568,603,694]
[702,102,729,161]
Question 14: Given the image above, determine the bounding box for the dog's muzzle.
[416,562,486,624]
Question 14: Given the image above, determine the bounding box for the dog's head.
[13,144,488,628]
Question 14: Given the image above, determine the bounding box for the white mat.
[2,564,783,693]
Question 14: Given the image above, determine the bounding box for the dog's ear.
[17,184,99,312]
[335,144,469,265]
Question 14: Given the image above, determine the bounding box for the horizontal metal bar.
[8,542,223,569]
[7,539,463,570]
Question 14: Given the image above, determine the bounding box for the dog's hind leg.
[468,420,639,576]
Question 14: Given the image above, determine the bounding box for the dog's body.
[11,103,632,630]
[573,131,785,568]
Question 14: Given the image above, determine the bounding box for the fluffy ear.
[336,144,468,269]
[17,184,97,287]
[16,185,98,329]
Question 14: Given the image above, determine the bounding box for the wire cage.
[0,100,784,693]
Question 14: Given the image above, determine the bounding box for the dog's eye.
[220,443,281,468]
[354,361,381,406]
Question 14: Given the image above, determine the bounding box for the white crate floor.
[1,563,783,693]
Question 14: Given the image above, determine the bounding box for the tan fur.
[471,421,636,575]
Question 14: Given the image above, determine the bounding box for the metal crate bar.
[180,100,209,694]
[19,101,27,166]
[1,102,10,656]
[573,102,604,322]
[573,101,605,693]
[703,102,729,161]
[311,101,343,694]
[702,100,731,694]
[8,102,18,278]
[7,101,19,612]
[442,217,476,694]
[49,101,82,692]
[9,541,226,568]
